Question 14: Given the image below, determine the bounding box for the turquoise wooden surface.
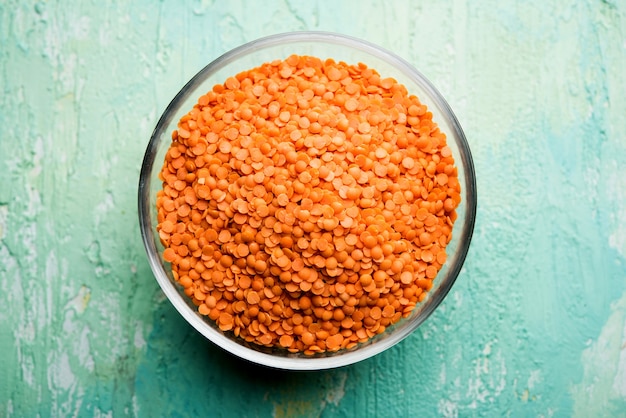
[1,0,625,416]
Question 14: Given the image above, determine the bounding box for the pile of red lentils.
[156,55,460,355]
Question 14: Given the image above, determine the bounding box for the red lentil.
[156,55,460,354]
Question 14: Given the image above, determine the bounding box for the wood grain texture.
[1,0,625,416]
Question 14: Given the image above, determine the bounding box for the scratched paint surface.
[1,0,625,416]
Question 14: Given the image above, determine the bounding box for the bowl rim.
[139,30,477,370]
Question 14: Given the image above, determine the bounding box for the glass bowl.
[138,31,476,370]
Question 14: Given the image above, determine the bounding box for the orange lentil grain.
[156,54,460,355]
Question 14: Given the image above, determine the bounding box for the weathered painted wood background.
[1,1,625,416]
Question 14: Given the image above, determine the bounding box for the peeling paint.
[323,369,347,407]
[133,322,146,350]
[608,165,626,259]
[65,286,92,315]
[571,292,626,417]
[0,205,8,241]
